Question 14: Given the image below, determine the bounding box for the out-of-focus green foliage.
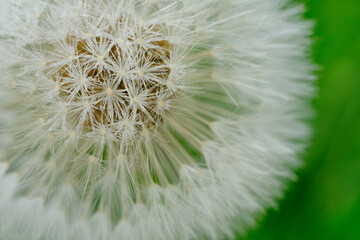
[239,0,360,239]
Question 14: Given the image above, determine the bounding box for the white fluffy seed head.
[0,0,315,240]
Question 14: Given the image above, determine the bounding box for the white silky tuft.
[0,0,315,239]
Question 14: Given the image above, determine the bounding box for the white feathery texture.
[0,0,315,239]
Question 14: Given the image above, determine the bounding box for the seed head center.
[50,21,174,140]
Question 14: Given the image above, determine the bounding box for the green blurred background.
[239,0,360,239]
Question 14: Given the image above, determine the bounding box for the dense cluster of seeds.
[46,22,174,139]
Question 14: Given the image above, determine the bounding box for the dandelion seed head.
[0,0,315,239]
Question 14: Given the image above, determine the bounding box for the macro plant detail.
[0,0,315,240]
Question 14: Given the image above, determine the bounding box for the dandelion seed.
[105,87,113,96]
[83,101,90,108]
[79,77,86,84]
[0,0,315,239]
[136,38,142,45]
[96,55,104,62]
[137,70,144,76]
[132,96,139,103]
[99,129,107,136]
[157,100,165,107]
[117,38,125,44]
[119,69,126,76]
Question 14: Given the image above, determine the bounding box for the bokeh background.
[238,0,360,239]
